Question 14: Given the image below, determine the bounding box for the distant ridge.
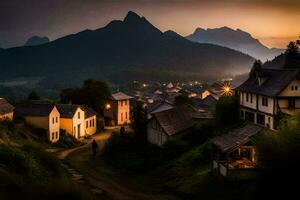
[0,11,254,90]
[186,27,284,61]
[24,36,50,46]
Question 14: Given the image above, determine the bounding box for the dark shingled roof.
[81,105,97,118]
[151,106,197,136]
[111,92,133,100]
[0,98,14,115]
[147,100,173,114]
[236,69,300,96]
[212,123,265,153]
[56,104,82,118]
[14,104,55,117]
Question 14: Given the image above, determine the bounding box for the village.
[1,63,300,185]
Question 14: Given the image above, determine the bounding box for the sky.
[0,0,299,48]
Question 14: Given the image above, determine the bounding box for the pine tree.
[284,41,300,68]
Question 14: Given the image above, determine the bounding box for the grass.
[0,120,95,200]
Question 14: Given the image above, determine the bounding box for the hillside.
[0,121,92,199]
[0,11,254,92]
[24,36,50,46]
[186,27,283,61]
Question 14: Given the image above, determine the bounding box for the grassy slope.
[0,120,93,200]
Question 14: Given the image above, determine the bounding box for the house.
[14,104,60,143]
[212,123,265,180]
[0,98,14,120]
[194,94,218,110]
[81,106,97,135]
[147,100,174,119]
[104,92,133,126]
[56,104,85,139]
[147,106,212,146]
[236,68,300,130]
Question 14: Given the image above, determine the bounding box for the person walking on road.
[92,139,98,157]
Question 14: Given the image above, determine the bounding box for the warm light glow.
[221,83,233,96]
[105,103,111,109]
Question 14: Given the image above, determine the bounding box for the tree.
[60,80,111,115]
[174,95,195,107]
[214,96,239,126]
[131,101,147,143]
[28,91,40,100]
[249,60,262,77]
[255,115,300,198]
[284,41,300,68]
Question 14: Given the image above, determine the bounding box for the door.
[78,124,81,138]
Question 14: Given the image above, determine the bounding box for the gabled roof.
[14,104,56,117]
[212,123,265,153]
[56,104,82,118]
[81,105,97,118]
[151,106,197,136]
[236,69,300,96]
[0,98,14,115]
[111,92,133,100]
[147,100,173,114]
[195,95,218,107]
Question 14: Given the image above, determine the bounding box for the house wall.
[258,96,274,114]
[25,116,49,129]
[279,79,300,97]
[240,92,257,110]
[60,118,73,136]
[201,90,210,99]
[0,112,13,120]
[117,99,131,125]
[85,115,97,135]
[72,107,85,138]
[147,118,168,146]
[48,107,60,143]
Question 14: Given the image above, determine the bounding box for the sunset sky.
[0,0,299,48]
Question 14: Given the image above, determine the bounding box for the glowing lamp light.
[105,104,111,109]
[221,83,233,96]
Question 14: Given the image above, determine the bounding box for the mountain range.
[0,11,255,93]
[24,36,50,46]
[186,27,284,61]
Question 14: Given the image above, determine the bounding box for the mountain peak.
[24,36,50,46]
[124,11,142,23]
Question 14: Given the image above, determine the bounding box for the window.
[121,113,123,122]
[295,86,298,90]
[56,132,58,139]
[52,117,55,124]
[257,114,265,125]
[56,117,58,123]
[262,97,268,106]
[121,101,123,107]
[246,93,249,102]
[125,112,128,119]
[74,127,76,134]
[250,94,253,103]
[124,100,127,106]
[92,119,95,127]
[52,132,54,140]
[291,86,294,91]
[288,99,295,108]
[90,120,92,127]
[86,121,88,128]
[78,112,80,119]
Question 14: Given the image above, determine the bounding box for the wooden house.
[236,68,300,130]
[212,123,265,180]
[146,100,173,119]
[147,106,213,146]
[56,104,85,139]
[14,104,60,143]
[104,92,133,126]
[0,98,14,120]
